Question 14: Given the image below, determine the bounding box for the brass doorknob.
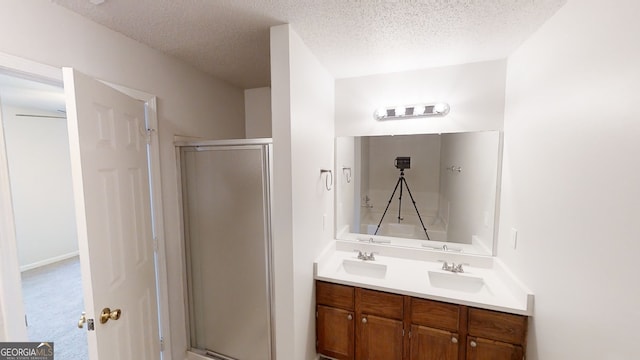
[100,308,122,324]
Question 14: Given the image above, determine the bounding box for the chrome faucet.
[441,261,464,273]
[355,250,377,261]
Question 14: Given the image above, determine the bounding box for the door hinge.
[153,236,159,252]
[160,337,164,352]
[408,330,411,339]
[316,311,318,318]
[402,329,405,337]
[25,315,28,327]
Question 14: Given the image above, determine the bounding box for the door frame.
[0,52,172,358]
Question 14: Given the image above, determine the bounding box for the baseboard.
[20,251,79,272]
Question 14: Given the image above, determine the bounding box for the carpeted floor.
[21,256,89,360]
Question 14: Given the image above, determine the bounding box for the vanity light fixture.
[374,102,450,121]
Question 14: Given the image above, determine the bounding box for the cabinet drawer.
[410,298,460,332]
[317,281,354,310]
[356,288,403,320]
[468,308,527,345]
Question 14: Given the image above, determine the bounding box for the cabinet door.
[317,305,355,360]
[357,314,403,360]
[466,337,523,360]
[409,325,459,360]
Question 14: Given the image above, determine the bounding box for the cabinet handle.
[451,337,458,344]
[361,317,367,324]
[470,340,477,348]
[347,314,353,320]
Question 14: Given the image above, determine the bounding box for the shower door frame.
[175,138,275,360]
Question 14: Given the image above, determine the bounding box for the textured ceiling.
[53,0,566,89]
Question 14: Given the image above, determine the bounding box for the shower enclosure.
[177,139,273,360]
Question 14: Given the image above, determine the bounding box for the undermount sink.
[428,270,485,293]
[341,259,388,279]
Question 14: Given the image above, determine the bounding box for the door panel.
[467,337,523,360]
[358,314,403,360]
[181,144,272,359]
[317,305,355,360]
[63,68,159,360]
[409,324,459,360]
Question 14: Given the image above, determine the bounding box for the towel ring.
[320,169,333,191]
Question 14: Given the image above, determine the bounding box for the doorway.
[0,72,88,359]
[0,56,171,360]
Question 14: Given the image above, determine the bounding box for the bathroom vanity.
[314,241,533,360]
[323,130,532,359]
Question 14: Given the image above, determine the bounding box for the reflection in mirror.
[335,132,502,255]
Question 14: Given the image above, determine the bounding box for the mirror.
[335,131,502,255]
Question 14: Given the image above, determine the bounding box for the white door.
[63,68,160,360]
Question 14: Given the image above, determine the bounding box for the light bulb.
[374,107,386,119]
[414,105,425,115]
[433,103,450,114]
[395,106,406,116]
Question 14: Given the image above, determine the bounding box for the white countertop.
[314,240,534,316]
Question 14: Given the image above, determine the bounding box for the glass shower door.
[180,142,272,360]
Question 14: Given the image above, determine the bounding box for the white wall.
[1,106,78,270]
[335,60,506,137]
[271,24,335,360]
[270,24,295,360]
[244,87,272,138]
[498,1,640,358]
[0,1,245,357]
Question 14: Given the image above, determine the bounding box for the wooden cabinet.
[409,298,461,360]
[317,305,355,360]
[359,314,403,360]
[316,282,405,360]
[410,325,459,360]
[466,337,523,360]
[356,288,404,360]
[466,308,527,360]
[316,282,355,359]
[316,281,528,360]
